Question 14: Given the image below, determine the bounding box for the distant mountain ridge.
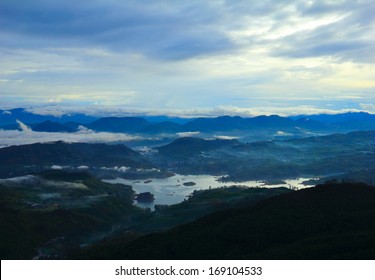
[2,108,375,135]
[292,112,375,131]
[30,121,75,132]
[292,111,375,123]
[87,117,149,133]
[0,108,97,126]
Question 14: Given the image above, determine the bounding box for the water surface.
[105,174,314,210]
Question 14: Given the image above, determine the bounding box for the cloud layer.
[0,0,374,113]
[0,121,145,148]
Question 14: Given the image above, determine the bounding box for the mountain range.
[2,108,375,138]
[1,128,374,183]
[1,107,375,260]
[0,108,96,126]
[152,130,375,182]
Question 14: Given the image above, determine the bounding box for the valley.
[1,109,375,260]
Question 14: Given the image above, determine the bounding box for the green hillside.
[78,182,375,259]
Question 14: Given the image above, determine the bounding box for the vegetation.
[0,171,151,259]
[136,192,155,202]
[156,137,239,157]
[137,186,292,233]
[1,111,375,260]
[0,170,291,260]
[0,141,172,179]
[152,131,375,183]
[76,182,375,260]
[72,185,292,259]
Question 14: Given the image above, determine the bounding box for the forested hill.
[78,182,375,260]
[0,141,153,178]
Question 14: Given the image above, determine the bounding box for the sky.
[0,0,374,116]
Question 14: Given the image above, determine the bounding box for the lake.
[104,174,315,210]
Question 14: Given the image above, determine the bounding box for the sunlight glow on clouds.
[0,0,374,115]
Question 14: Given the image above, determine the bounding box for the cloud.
[100,166,131,173]
[360,103,375,113]
[176,131,200,138]
[206,105,366,117]
[77,165,89,170]
[2,0,373,62]
[266,1,375,63]
[0,0,235,60]
[16,120,32,132]
[51,165,64,170]
[0,0,374,112]
[99,166,161,173]
[275,131,293,136]
[213,135,240,140]
[0,121,147,148]
[2,102,373,121]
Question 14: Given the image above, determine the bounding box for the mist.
[0,121,145,148]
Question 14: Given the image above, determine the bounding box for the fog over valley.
[0,121,149,148]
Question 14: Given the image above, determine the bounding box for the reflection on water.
[104,174,314,210]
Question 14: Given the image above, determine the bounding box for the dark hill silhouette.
[0,141,152,178]
[247,115,294,128]
[30,120,75,132]
[141,121,182,134]
[182,116,246,131]
[0,108,96,125]
[181,115,297,132]
[0,170,140,259]
[293,111,375,123]
[87,117,149,133]
[293,112,375,131]
[80,182,375,259]
[63,121,83,130]
[156,137,240,156]
[294,117,328,130]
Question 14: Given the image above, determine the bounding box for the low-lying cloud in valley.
[176,131,200,138]
[0,121,145,148]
